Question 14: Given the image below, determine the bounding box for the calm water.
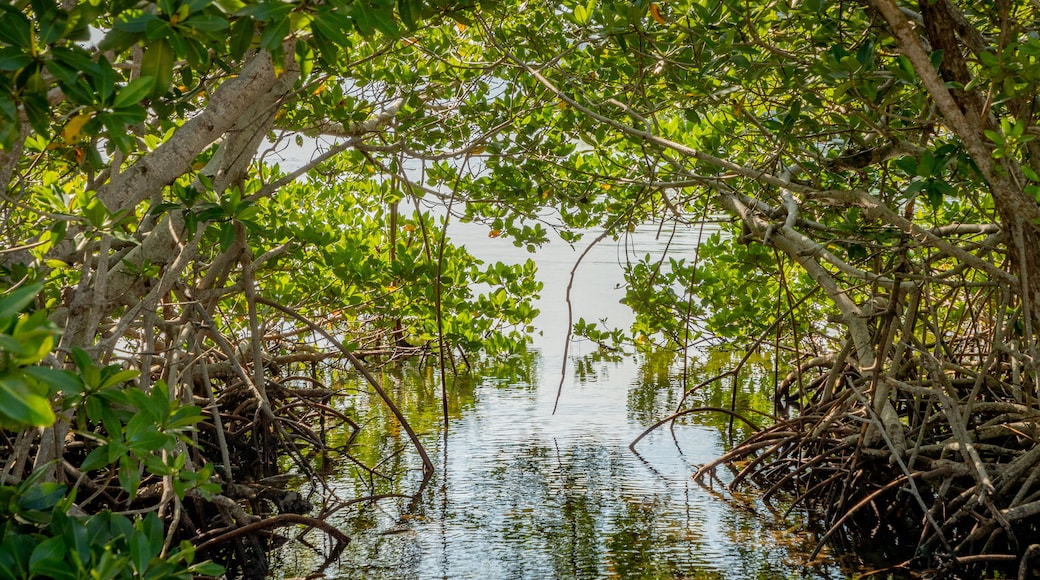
[274,223,852,579]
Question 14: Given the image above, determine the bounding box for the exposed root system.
[0,299,432,580]
[650,281,1040,577]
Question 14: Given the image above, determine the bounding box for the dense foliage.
[2,0,1040,576]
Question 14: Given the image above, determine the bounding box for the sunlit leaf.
[61,111,93,142]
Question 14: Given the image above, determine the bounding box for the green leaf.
[0,373,55,428]
[35,1,70,44]
[145,16,175,40]
[185,37,211,68]
[351,1,399,37]
[113,11,155,33]
[242,1,293,22]
[934,180,958,198]
[235,201,259,221]
[102,411,123,443]
[218,221,236,251]
[141,39,174,97]
[228,17,255,60]
[29,536,72,580]
[130,525,152,573]
[192,561,226,576]
[573,4,590,24]
[180,13,229,33]
[70,346,92,372]
[97,26,141,52]
[916,149,935,177]
[0,334,21,351]
[0,283,42,326]
[979,50,999,68]
[21,77,50,119]
[67,2,103,40]
[929,49,944,71]
[894,55,915,82]
[150,380,171,417]
[142,512,164,550]
[0,48,32,72]
[129,428,170,453]
[85,394,103,420]
[1027,184,1040,203]
[19,482,66,511]
[112,77,156,109]
[1011,119,1026,139]
[99,368,140,389]
[168,405,204,428]
[398,0,420,29]
[925,184,943,208]
[0,8,33,50]
[143,453,173,476]
[80,445,110,472]
[95,56,117,105]
[0,533,35,579]
[311,8,353,48]
[61,513,90,571]
[905,179,926,195]
[117,455,141,500]
[260,15,290,51]
[22,367,82,396]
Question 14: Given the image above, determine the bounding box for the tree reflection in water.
[272,348,851,579]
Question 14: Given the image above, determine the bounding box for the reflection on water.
[273,225,852,579]
[276,350,848,579]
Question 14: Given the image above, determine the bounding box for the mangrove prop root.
[645,292,1040,576]
[257,297,435,477]
[194,513,350,554]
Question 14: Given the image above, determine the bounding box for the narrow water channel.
[274,224,852,579]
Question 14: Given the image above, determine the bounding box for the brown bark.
[918,0,982,124]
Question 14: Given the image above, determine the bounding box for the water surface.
[275,224,850,579]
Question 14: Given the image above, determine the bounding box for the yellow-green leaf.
[62,111,93,142]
